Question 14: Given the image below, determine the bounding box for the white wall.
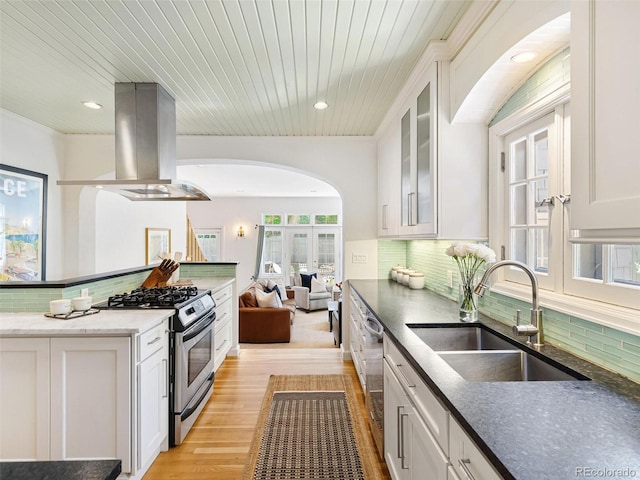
[188,196,342,289]
[0,110,66,279]
[60,134,378,279]
[177,135,377,242]
[449,0,569,121]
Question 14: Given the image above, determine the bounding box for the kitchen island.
[0,309,173,480]
[349,279,640,480]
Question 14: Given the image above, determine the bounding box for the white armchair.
[291,272,332,312]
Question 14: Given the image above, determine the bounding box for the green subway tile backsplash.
[490,47,570,126]
[378,238,640,383]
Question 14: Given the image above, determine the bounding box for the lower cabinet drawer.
[384,336,449,455]
[213,320,231,372]
[449,417,503,480]
[216,297,232,325]
[213,285,232,306]
[138,321,166,362]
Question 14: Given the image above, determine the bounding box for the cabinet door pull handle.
[396,406,403,458]
[396,363,416,388]
[147,336,161,346]
[459,458,477,480]
[400,412,409,470]
[408,192,416,226]
[215,339,228,352]
[382,204,388,230]
[162,358,168,399]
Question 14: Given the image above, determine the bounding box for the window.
[261,229,283,275]
[194,228,222,261]
[314,214,339,225]
[287,214,311,225]
[262,214,282,225]
[494,102,640,313]
[503,113,558,291]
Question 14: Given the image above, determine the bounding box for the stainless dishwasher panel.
[363,313,384,459]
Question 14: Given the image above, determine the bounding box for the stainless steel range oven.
[94,286,216,446]
[171,292,216,446]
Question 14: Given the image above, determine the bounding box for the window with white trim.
[499,103,640,310]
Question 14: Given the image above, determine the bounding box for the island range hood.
[58,83,210,201]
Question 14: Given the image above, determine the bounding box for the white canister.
[50,299,71,315]
[400,269,415,285]
[72,296,93,311]
[391,265,404,281]
[408,272,425,289]
[396,269,407,284]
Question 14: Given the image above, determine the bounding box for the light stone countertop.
[0,309,173,336]
[192,277,235,293]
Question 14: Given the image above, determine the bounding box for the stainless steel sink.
[408,325,518,351]
[437,351,588,382]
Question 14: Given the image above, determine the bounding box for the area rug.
[242,374,384,480]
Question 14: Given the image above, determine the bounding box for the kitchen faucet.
[474,260,543,349]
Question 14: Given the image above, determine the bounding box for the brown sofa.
[238,285,296,343]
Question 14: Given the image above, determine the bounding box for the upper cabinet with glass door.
[399,66,437,237]
[571,0,640,237]
[377,60,488,240]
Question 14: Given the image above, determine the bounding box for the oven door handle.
[182,312,216,342]
[181,371,214,421]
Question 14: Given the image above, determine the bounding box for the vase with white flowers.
[445,242,497,322]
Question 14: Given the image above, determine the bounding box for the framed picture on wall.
[146,228,171,265]
[0,164,48,281]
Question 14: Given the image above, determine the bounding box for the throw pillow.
[310,276,326,293]
[300,272,317,290]
[240,291,257,308]
[266,279,277,290]
[255,289,282,308]
[265,284,284,302]
[276,283,288,301]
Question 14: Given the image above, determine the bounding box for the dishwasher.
[363,311,384,458]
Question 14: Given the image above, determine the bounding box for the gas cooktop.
[94,286,203,309]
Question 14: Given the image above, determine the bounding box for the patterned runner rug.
[242,374,384,480]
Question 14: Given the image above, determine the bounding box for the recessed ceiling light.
[314,101,328,110]
[510,52,537,64]
[82,101,102,109]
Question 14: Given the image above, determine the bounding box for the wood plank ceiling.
[0,0,470,136]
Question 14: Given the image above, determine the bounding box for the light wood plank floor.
[143,312,390,479]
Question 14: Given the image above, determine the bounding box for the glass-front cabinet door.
[399,62,437,236]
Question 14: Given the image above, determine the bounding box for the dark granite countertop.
[0,459,121,480]
[349,279,640,480]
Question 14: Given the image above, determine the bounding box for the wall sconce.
[237,226,245,237]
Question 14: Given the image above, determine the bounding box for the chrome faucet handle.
[512,308,538,338]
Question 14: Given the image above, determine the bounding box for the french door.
[286,227,340,283]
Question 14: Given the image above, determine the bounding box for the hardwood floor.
[143,313,390,479]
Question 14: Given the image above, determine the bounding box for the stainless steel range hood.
[58,83,211,201]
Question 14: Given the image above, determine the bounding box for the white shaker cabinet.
[0,338,50,460]
[212,283,233,372]
[50,336,131,470]
[349,291,367,391]
[449,417,502,480]
[136,319,169,473]
[0,315,170,479]
[377,60,487,240]
[571,0,640,233]
[383,361,448,480]
[398,63,438,237]
[378,122,401,237]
